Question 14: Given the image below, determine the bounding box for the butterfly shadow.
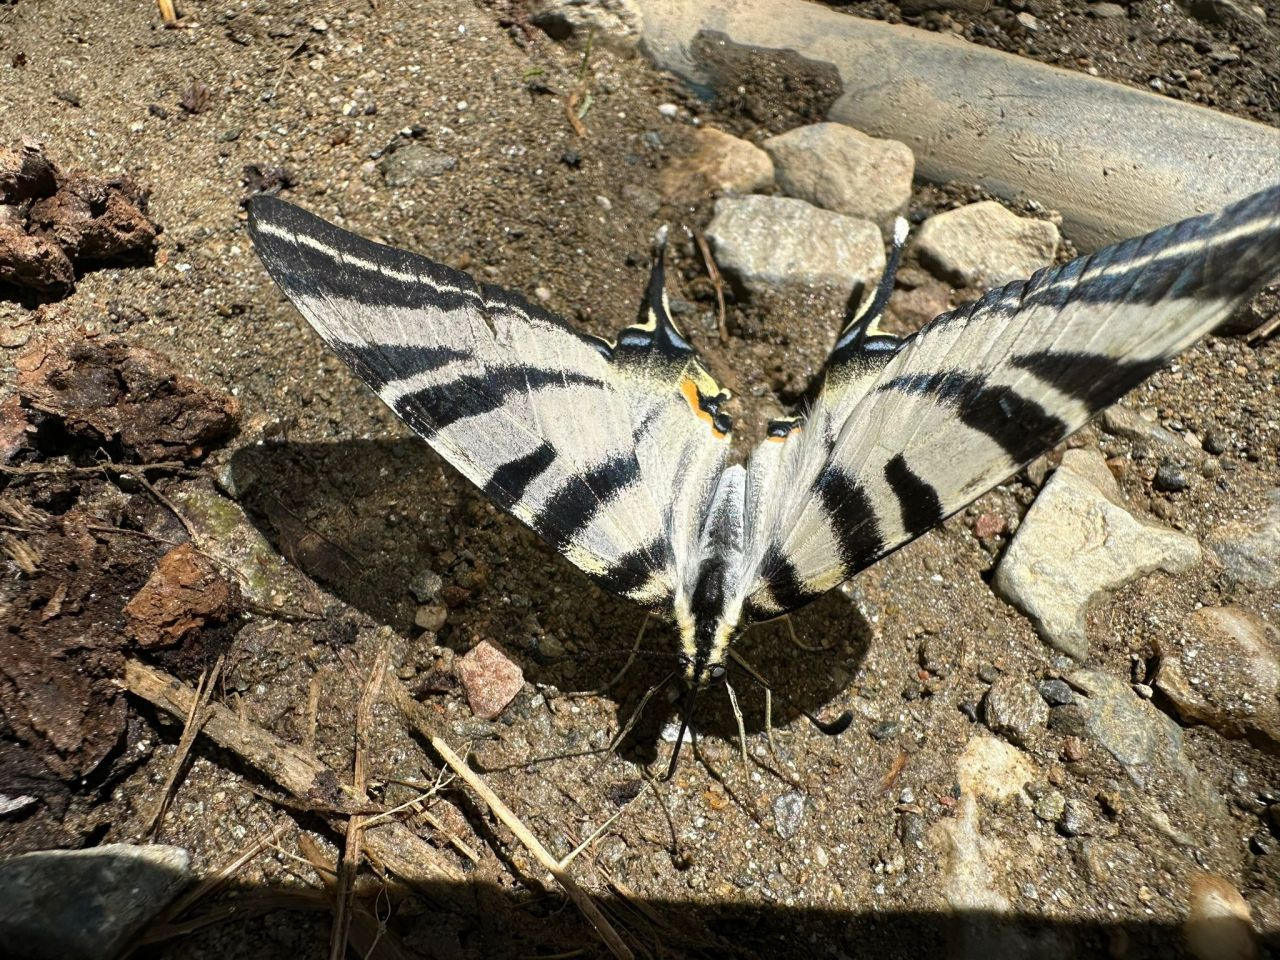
[226,438,873,768]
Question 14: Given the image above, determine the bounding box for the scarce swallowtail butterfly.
[249,185,1280,774]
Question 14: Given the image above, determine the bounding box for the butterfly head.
[665,606,737,780]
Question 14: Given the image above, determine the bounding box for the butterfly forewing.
[738,184,1280,622]
[248,197,733,611]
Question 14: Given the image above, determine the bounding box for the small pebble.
[657,102,678,119]
[1154,460,1189,492]
[1038,678,1075,706]
[1059,798,1088,836]
[869,720,902,741]
[773,792,807,840]
[1033,789,1067,822]
[409,570,444,604]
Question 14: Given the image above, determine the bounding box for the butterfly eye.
[709,664,727,682]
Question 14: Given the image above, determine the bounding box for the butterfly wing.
[248,197,732,611]
[739,184,1280,622]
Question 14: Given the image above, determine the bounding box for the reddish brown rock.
[455,639,524,720]
[124,543,239,648]
[973,512,1008,542]
[0,223,75,295]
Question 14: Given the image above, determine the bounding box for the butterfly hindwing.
[248,197,732,611]
[739,184,1280,622]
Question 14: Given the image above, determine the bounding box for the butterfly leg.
[724,679,750,770]
[566,612,652,697]
[782,615,834,653]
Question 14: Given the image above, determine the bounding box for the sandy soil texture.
[1,0,1279,958]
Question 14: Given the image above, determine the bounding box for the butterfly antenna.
[661,686,699,781]
[833,216,910,353]
[727,651,853,737]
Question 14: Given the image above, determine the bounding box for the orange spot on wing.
[679,377,727,439]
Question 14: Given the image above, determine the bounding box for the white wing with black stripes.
[247,197,734,613]
[736,184,1280,624]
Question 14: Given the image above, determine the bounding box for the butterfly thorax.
[674,553,740,688]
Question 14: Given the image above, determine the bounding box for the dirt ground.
[1,0,1279,957]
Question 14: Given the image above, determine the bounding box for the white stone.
[955,734,1037,803]
[1185,873,1257,960]
[762,122,913,229]
[915,201,1059,289]
[530,0,643,49]
[993,448,1202,659]
[706,195,884,301]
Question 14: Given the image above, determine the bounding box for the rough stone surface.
[915,201,1059,289]
[982,676,1049,748]
[1068,668,1229,845]
[124,543,240,648]
[456,639,524,719]
[705,194,884,301]
[1208,491,1280,588]
[379,145,458,187]
[530,0,643,48]
[762,122,913,228]
[955,734,1037,803]
[660,126,773,202]
[1155,606,1280,746]
[0,844,190,960]
[993,448,1202,659]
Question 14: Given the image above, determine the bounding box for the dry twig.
[692,228,728,343]
[387,676,634,960]
[145,655,225,836]
[330,643,390,960]
[120,660,466,894]
[0,459,190,477]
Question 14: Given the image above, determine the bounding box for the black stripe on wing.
[536,453,643,551]
[814,465,883,574]
[750,544,824,619]
[884,454,945,538]
[483,442,557,508]
[248,195,483,312]
[587,538,673,602]
[390,366,606,437]
[1010,351,1167,415]
[879,371,1069,465]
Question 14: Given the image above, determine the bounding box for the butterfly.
[249,184,1280,773]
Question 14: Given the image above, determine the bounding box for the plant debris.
[15,336,240,463]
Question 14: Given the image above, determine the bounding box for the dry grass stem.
[120,660,466,894]
[145,656,225,836]
[386,676,634,960]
